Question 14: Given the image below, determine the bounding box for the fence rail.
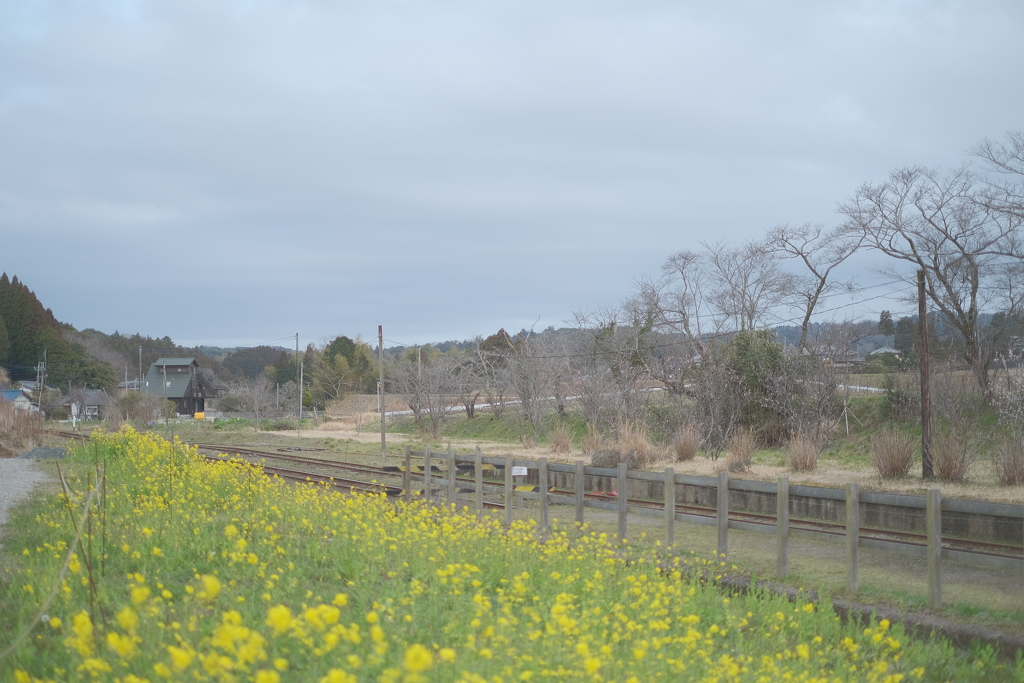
[404,447,1024,609]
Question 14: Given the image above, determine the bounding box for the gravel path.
[0,458,56,548]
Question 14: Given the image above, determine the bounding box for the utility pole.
[919,270,933,479]
[379,325,386,464]
[297,361,303,437]
[418,347,422,382]
[295,334,302,434]
[139,346,143,390]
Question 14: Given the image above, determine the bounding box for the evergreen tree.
[0,312,10,364]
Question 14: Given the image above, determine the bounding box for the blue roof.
[1,389,29,401]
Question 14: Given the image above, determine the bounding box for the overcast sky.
[2,0,1022,349]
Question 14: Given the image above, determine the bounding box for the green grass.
[3,428,1022,683]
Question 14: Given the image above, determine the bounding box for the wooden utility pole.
[919,270,934,479]
[297,361,303,437]
[379,325,386,464]
[138,346,143,390]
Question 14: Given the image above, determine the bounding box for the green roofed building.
[142,358,218,416]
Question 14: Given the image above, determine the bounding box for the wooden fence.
[401,446,1024,610]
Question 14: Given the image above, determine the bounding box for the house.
[116,379,142,398]
[0,388,39,413]
[142,358,218,415]
[60,389,114,421]
[869,346,905,360]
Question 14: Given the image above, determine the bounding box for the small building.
[869,346,905,360]
[0,389,39,413]
[115,379,142,398]
[60,389,114,421]
[142,358,218,415]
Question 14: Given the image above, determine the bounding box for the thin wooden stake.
[717,471,729,561]
[846,483,860,592]
[665,466,675,546]
[504,454,514,527]
[539,457,549,532]
[474,447,483,516]
[617,462,628,541]
[448,445,457,510]
[403,446,411,502]
[575,459,585,527]
[424,446,432,505]
[777,476,789,579]
[927,489,943,609]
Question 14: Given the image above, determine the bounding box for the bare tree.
[387,350,458,437]
[227,376,275,430]
[972,131,1024,228]
[451,352,482,419]
[765,223,862,353]
[473,332,513,419]
[704,239,798,332]
[839,165,1024,395]
[504,333,551,443]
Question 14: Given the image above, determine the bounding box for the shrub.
[725,430,755,473]
[881,373,918,420]
[992,435,1024,486]
[672,425,700,462]
[548,422,572,454]
[616,422,658,468]
[0,401,43,457]
[932,431,973,483]
[582,423,602,456]
[871,428,915,479]
[788,434,820,472]
[261,419,296,432]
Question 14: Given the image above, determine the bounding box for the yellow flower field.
[0,428,1017,682]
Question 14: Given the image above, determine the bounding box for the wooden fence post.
[717,471,728,561]
[665,466,675,547]
[846,483,860,592]
[927,489,942,609]
[403,446,411,502]
[448,445,457,509]
[618,463,628,541]
[474,447,483,516]
[777,476,789,579]
[539,457,549,532]
[424,446,432,505]
[575,459,585,527]
[504,454,513,527]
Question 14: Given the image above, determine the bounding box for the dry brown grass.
[582,423,602,456]
[548,422,572,454]
[0,401,44,457]
[871,427,915,479]
[616,422,658,468]
[671,425,700,462]
[725,429,755,473]
[788,434,820,472]
[933,431,973,483]
[992,435,1024,486]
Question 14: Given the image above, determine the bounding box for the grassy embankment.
[2,427,1020,682]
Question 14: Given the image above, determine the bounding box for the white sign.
[511,466,528,477]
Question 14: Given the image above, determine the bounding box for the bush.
[261,419,296,432]
[932,431,973,483]
[616,422,658,468]
[548,422,572,454]
[788,434,820,472]
[881,373,918,420]
[582,423,602,456]
[725,430,755,473]
[992,435,1024,486]
[671,425,700,462]
[871,428,915,479]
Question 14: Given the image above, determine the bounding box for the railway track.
[47,431,1023,561]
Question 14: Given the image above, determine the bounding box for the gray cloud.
[2,0,1022,347]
